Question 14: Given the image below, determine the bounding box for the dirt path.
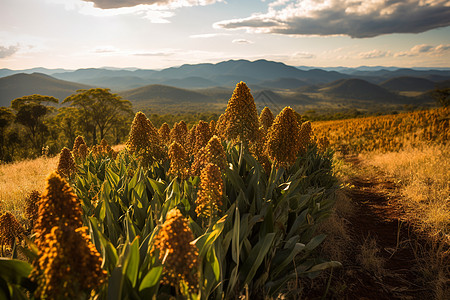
[334,156,431,300]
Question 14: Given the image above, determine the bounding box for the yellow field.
[0,156,58,221]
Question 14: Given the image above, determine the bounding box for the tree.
[431,88,450,107]
[63,88,133,144]
[0,107,15,161]
[11,94,58,153]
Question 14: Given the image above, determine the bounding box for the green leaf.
[240,232,276,286]
[304,234,327,252]
[123,237,140,288]
[0,259,32,285]
[139,266,162,291]
[107,266,124,300]
[305,261,342,273]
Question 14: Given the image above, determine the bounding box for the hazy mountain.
[0,67,70,78]
[158,76,220,89]
[120,84,210,105]
[319,78,403,102]
[380,77,437,92]
[0,73,90,107]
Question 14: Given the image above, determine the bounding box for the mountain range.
[1,59,449,111]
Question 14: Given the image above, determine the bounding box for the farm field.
[0,83,449,299]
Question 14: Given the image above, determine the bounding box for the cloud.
[133,51,173,56]
[0,45,19,58]
[91,46,119,53]
[232,39,254,44]
[395,44,450,57]
[358,49,390,59]
[214,0,450,38]
[291,51,315,59]
[82,0,222,9]
[189,33,231,39]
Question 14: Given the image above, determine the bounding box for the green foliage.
[1,87,342,299]
[63,88,133,144]
[431,88,450,107]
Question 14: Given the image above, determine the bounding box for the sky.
[1,0,450,70]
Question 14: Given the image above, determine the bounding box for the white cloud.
[189,33,231,38]
[232,39,254,44]
[46,0,221,23]
[215,0,450,38]
[395,44,450,57]
[82,0,223,9]
[0,45,19,58]
[358,49,390,59]
[291,51,315,59]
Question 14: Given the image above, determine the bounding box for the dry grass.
[361,143,450,244]
[356,236,386,277]
[0,156,58,222]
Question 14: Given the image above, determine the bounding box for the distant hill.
[320,79,402,102]
[0,73,90,107]
[120,84,211,105]
[259,78,309,90]
[380,77,437,92]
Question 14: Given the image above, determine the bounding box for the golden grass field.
[0,156,58,222]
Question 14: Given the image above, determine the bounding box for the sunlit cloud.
[189,33,231,39]
[232,39,254,44]
[395,44,450,57]
[82,0,223,9]
[0,45,19,58]
[215,0,450,38]
[358,49,391,59]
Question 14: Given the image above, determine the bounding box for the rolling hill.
[380,77,437,92]
[0,73,90,107]
[120,84,211,105]
[319,79,403,102]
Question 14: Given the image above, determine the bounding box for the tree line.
[0,88,133,162]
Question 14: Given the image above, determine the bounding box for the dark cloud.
[0,45,19,58]
[215,0,450,38]
[83,0,219,9]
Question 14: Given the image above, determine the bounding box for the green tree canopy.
[11,94,59,153]
[431,88,450,107]
[63,88,133,143]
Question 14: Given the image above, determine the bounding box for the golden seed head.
[78,144,88,160]
[72,136,86,159]
[152,209,199,292]
[194,120,212,154]
[33,172,83,248]
[0,212,26,246]
[25,190,41,225]
[209,119,216,134]
[298,121,312,154]
[191,135,227,176]
[260,107,274,131]
[169,121,188,145]
[219,82,260,145]
[265,107,300,168]
[316,136,330,152]
[195,163,223,219]
[168,141,190,179]
[126,112,167,166]
[56,147,76,178]
[158,122,171,145]
[31,226,107,299]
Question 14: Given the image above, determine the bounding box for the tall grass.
[0,156,58,220]
[362,144,450,243]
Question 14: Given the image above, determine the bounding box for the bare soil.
[305,155,435,300]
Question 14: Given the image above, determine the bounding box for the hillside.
[120,84,211,104]
[380,76,437,92]
[0,73,90,107]
[319,78,404,102]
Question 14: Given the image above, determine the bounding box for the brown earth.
[304,155,435,300]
